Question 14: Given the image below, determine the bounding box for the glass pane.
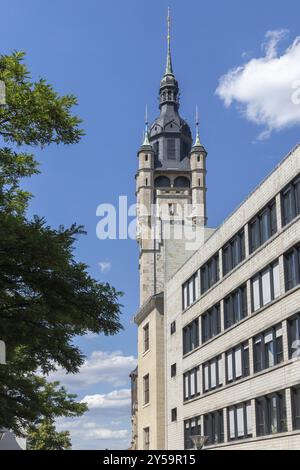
[237,405,244,437]
[266,338,275,367]
[252,277,261,311]
[227,352,233,381]
[189,279,194,305]
[211,361,216,388]
[204,364,209,391]
[184,375,189,399]
[184,284,188,309]
[235,347,242,378]
[194,273,199,300]
[190,372,195,395]
[271,396,278,433]
[218,357,223,385]
[295,179,300,216]
[282,188,294,225]
[273,262,280,298]
[229,408,235,439]
[261,210,269,243]
[246,402,252,435]
[262,269,271,305]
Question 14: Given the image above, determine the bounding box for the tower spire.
[165,7,173,75]
[142,104,150,146]
[193,105,201,147]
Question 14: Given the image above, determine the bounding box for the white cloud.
[98,261,111,272]
[56,389,131,449]
[48,350,137,389]
[81,389,131,409]
[216,30,300,139]
[84,428,128,440]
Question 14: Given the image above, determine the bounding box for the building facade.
[166,144,300,450]
[132,13,300,450]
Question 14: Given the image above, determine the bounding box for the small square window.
[170,321,176,335]
[171,408,177,422]
[171,363,177,377]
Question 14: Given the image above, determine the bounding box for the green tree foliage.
[0,51,123,436]
[27,418,73,450]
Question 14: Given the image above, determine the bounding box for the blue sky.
[1,0,300,449]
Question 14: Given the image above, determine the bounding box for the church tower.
[133,11,208,450]
[136,10,207,306]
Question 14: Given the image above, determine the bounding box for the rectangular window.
[183,367,200,401]
[256,390,287,436]
[223,230,245,275]
[224,284,247,329]
[228,401,252,441]
[291,386,300,430]
[249,199,277,253]
[167,138,176,160]
[226,342,249,383]
[171,408,177,422]
[288,313,300,359]
[182,272,199,310]
[251,261,280,312]
[143,323,149,352]
[202,355,223,393]
[184,416,201,450]
[201,303,221,343]
[143,374,149,405]
[143,427,150,450]
[170,321,176,335]
[183,318,199,355]
[204,410,224,446]
[200,254,219,294]
[281,175,300,226]
[284,245,300,291]
[253,323,283,373]
[171,363,177,377]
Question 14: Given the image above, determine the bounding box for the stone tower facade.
[136,14,207,306]
[133,12,208,450]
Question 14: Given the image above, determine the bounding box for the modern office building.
[131,13,300,450]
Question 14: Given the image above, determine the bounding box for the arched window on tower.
[174,176,190,188]
[154,176,171,188]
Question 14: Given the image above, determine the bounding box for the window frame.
[201,304,221,344]
[222,230,245,275]
[200,254,219,294]
[284,245,300,292]
[287,312,300,359]
[203,409,224,446]
[251,261,280,312]
[281,175,300,226]
[249,199,277,254]
[143,427,150,450]
[143,373,150,405]
[183,318,199,355]
[183,366,200,401]
[227,401,252,441]
[143,323,150,353]
[225,342,250,384]
[202,355,223,393]
[291,386,300,430]
[253,323,283,373]
[184,416,201,450]
[224,284,248,329]
[255,390,287,437]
